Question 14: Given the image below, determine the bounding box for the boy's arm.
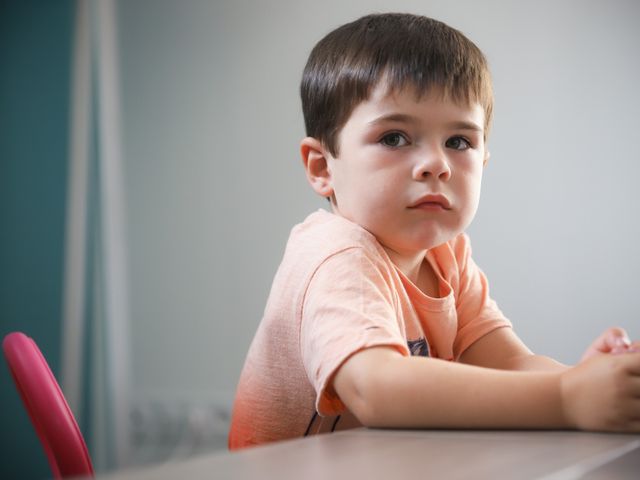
[459,326,635,371]
[459,328,567,371]
[332,346,640,432]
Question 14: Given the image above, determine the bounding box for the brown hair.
[300,13,494,156]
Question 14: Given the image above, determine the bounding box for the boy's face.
[305,81,488,258]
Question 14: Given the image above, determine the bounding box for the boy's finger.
[582,328,631,361]
[623,351,640,375]
[594,328,631,354]
[607,327,631,349]
[629,378,640,397]
[625,421,640,433]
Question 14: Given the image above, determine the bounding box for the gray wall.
[117,0,640,437]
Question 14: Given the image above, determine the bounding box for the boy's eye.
[445,136,471,150]
[380,132,409,147]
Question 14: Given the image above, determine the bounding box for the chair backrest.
[2,332,94,479]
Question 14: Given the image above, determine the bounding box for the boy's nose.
[412,150,452,181]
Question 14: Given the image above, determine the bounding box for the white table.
[96,429,640,479]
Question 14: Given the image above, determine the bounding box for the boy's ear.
[483,149,491,167]
[300,137,334,198]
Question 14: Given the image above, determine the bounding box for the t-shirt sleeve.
[300,247,410,416]
[452,234,512,359]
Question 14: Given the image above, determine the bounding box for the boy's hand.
[561,351,640,432]
[580,327,635,362]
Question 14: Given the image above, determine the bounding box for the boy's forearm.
[499,354,568,372]
[370,357,566,428]
[457,328,568,372]
[337,349,568,429]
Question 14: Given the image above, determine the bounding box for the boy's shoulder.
[267,210,393,303]
[282,209,388,268]
[291,209,379,248]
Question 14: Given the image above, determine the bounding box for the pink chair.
[3,331,94,479]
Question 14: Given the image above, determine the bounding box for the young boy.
[228,13,640,449]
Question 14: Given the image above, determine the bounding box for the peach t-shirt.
[229,209,510,449]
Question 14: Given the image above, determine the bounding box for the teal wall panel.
[0,1,74,478]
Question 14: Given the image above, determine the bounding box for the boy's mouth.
[409,194,452,210]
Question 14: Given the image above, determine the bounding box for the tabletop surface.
[95,429,640,480]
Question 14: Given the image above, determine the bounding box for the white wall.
[116,0,640,451]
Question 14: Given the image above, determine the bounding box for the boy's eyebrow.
[446,120,484,133]
[367,113,483,132]
[367,113,420,126]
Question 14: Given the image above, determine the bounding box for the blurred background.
[1,0,639,478]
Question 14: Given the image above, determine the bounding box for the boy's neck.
[383,246,427,283]
[383,246,440,298]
